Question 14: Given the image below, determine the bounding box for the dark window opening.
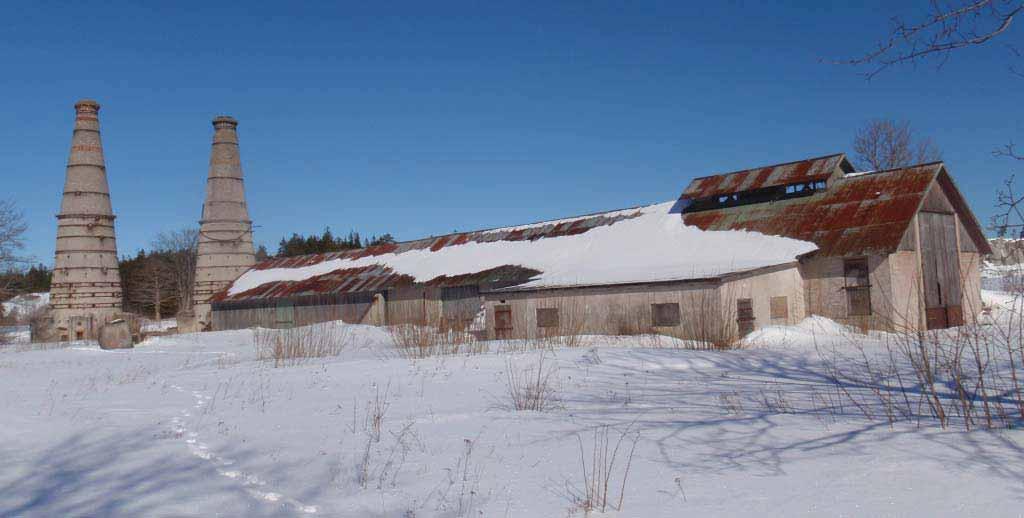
[536,308,559,328]
[683,180,827,213]
[844,258,871,316]
[651,303,681,327]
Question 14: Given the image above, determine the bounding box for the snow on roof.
[224,201,817,299]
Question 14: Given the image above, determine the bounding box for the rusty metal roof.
[681,153,852,200]
[682,162,990,257]
[216,155,992,304]
[213,208,645,302]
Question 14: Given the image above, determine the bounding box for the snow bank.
[1,326,30,344]
[1,292,49,319]
[141,319,178,333]
[741,316,865,350]
[229,201,817,295]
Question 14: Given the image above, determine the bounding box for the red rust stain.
[682,164,940,256]
[430,236,449,252]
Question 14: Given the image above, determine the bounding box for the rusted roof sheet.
[681,153,849,199]
[212,208,644,302]
[682,163,944,257]
[217,264,543,302]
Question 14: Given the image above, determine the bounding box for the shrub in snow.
[506,353,560,412]
[388,324,481,359]
[253,322,351,367]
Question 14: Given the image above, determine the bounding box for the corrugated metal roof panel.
[209,204,646,302]
[682,153,848,199]
[681,163,942,256]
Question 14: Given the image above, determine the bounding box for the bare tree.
[842,2,1023,234]
[853,119,942,171]
[839,1,1024,78]
[124,253,176,320]
[153,228,199,316]
[0,200,28,301]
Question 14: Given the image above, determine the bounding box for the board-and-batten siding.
[211,287,483,331]
[483,264,804,346]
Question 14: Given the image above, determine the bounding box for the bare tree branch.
[992,175,1024,237]
[853,119,942,171]
[0,200,28,301]
[152,228,199,315]
[836,0,1024,78]
[995,142,1024,160]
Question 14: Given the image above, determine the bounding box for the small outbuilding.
[211,153,990,343]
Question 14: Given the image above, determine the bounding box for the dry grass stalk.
[506,352,560,411]
[570,424,640,515]
[812,272,1024,431]
[253,322,351,367]
[388,321,481,359]
[680,288,736,349]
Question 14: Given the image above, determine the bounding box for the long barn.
[212,153,990,343]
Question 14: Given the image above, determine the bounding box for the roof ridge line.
[264,201,667,263]
[688,152,845,182]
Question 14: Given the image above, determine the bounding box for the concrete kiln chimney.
[189,115,256,330]
[49,99,124,341]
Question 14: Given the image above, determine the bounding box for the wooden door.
[736,298,755,337]
[918,212,962,329]
[494,305,513,339]
[275,301,295,329]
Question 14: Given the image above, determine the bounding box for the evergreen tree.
[273,228,392,257]
[368,234,396,247]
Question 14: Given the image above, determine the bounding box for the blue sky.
[3,1,1021,264]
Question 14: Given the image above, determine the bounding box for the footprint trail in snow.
[168,383,319,514]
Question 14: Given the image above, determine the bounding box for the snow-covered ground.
[1,325,30,344]
[1,292,49,321]
[141,318,178,333]
[2,316,1023,516]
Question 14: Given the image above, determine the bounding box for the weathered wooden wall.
[719,263,807,336]
[482,281,727,345]
[211,287,484,331]
[800,254,897,331]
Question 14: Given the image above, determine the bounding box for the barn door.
[918,212,962,329]
[275,301,295,329]
[736,298,755,337]
[494,305,513,339]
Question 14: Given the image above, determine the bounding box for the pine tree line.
[275,228,396,258]
[0,264,52,296]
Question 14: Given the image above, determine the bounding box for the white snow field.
[2,314,1024,516]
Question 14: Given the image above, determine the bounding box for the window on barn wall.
[494,305,513,339]
[651,303,681,327]
[737,298,755,336]
[770,296,789,320]
[844,258,871,316]
[536,308,559,328]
